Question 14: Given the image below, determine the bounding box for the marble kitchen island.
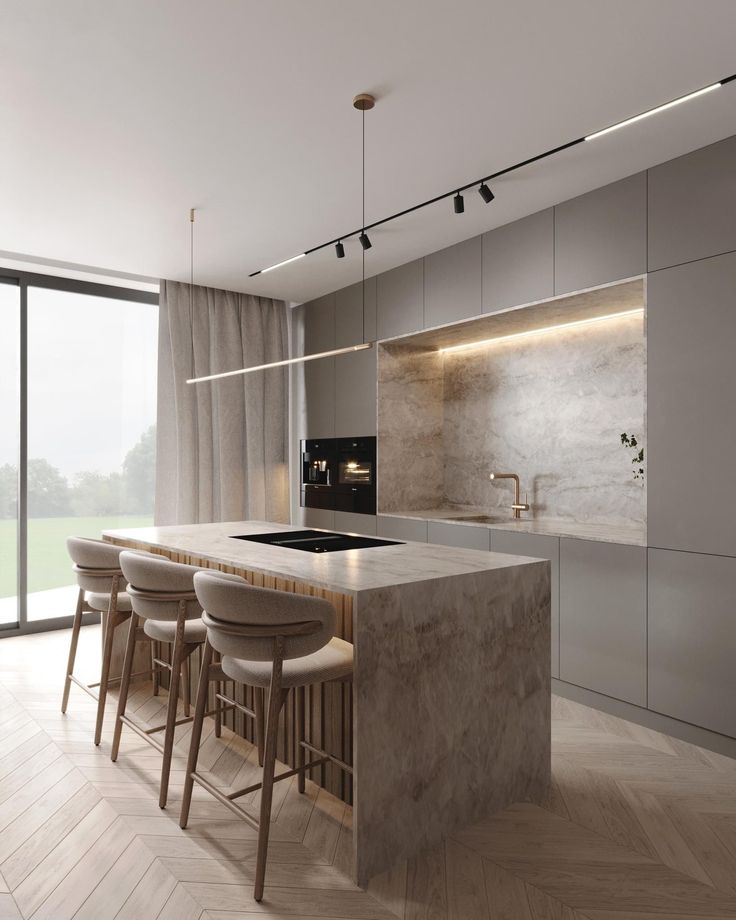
[103,520,551,885]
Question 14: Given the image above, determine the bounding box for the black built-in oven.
[300,436,376,515]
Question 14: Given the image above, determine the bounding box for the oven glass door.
[338,459,373,487]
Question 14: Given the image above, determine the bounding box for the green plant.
[620,433,645,480]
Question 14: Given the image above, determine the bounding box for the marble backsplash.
[378,311,646,526]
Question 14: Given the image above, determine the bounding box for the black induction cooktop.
[231,530,402,554]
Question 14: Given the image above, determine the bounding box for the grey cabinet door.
[377,516,428,542]
[304,293,335,355]
[554,173,647,294]
[559,539,646,705]
[427,521,490,551]
[424,237,482,328]
[647,252,736,557]
[296,506,335,530]
[649,548,736,738]
[303,357,335,438]
[334,511,377,536]
[648,134,736,272]
[335,346,377,437]
[335,277,377,347]
[491,530,560,678]
[482,209,554,314]
[376,260,424,340]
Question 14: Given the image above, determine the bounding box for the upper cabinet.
[647,251,736,557]
[554,172,647,294]
[303,293,335,355]
[648,135,736,272]
[482,209,554,314]
[335,346,377,437]
[376,259,424,340]
[424,237,482,328]
[335,277,377,348]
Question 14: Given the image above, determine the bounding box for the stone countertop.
[380,508,646,547]
[102,520,544,597]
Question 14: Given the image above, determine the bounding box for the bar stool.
[180,570,353,902]
[111,551,224,808]
[62,537,141,746]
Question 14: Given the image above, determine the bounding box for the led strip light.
[438,308,644,355]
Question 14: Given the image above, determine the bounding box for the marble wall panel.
[442,312,646,525]
[377,343,445,512]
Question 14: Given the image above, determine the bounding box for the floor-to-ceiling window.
[0,271,158,634]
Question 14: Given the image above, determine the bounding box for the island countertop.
[102,519,539,595]
[103,519,551,885]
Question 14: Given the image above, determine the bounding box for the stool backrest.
[120,550,203,622]
[193,570,336,662]
[66,536,126,594]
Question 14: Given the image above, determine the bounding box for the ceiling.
[2,1,736,304]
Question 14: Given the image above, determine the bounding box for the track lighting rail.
[248,72,736,277]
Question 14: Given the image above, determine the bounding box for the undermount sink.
[444,514,518,524]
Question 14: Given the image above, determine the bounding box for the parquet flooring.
[1,626,735,919]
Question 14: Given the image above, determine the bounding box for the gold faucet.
[489,472,530,519]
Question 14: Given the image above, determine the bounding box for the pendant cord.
[361,108,365,343]
[189,208,195,376]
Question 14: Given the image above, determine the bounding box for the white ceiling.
[2,0,736,304]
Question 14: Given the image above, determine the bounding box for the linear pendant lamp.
[186,342,372,384]
[248,71,736,277]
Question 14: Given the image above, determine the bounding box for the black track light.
[478,182,495,203]
[335,240,345,259]
[454,192,464,214]
[359,231,372,250]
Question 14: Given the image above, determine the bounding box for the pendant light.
[188,95,377,386]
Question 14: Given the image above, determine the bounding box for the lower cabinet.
[560,539,646,706]
[491,530,560,679]
[376,515,427,542]
[334,511,377,536]
[427,521,490,551]
[648,548,736,738]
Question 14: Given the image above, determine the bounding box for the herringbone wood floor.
[1,626,736,919]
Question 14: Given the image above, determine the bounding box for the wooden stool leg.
[180,639,213,829]
[254,644,286,903]
[214,679,222,738]
[255,687,265,767]
[159,607,186,809]
[111,612,140,761]
[182,654,191,718]
[297,685,306,794]
[152,641,160,696]
[94,581,120,746]
[61,588,85,713]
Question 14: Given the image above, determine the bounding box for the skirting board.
[553,677,736,761]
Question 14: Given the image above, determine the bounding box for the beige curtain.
[155,280,289,525]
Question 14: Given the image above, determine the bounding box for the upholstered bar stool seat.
[180,571,354,902]
[87,592,133,613]
[221,637,352,688]
[111,551,231,809]
[62,536,154,747]
[144,618,207,644]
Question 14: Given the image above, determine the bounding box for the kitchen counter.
[104,520,551,885]
[382,507,646,546]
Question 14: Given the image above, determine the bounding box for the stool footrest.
[188,771,261,831]
[227,756,330,801]
[300,740,353,776]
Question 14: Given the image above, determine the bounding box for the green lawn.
[0,515,153,598]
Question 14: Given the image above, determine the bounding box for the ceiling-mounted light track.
[260,253,306,273]
[247,72,735,277]
[186,342,373,384]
